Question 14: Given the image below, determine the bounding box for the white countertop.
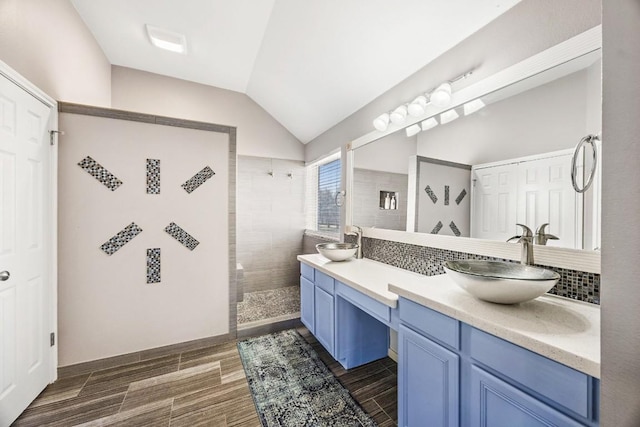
[298,254,426,307]
[298,254,600,378]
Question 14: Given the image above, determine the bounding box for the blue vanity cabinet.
[399,324,460,427]
[468,365,585,427]
[398,297,600,427]
[300,263,315,332]
[299,263,391,369]
[300,276,314,333]
[314,285,335,355]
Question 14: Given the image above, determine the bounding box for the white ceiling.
[71,0,521,143]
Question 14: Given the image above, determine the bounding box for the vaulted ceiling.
[71,0,521,143]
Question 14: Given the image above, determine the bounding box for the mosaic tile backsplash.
[345,236,600,304]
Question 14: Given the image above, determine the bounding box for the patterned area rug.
[238,329,377,427]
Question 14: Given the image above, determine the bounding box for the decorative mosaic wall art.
[444,186,450,205]
[147,248,161,284]
[100,222,143,255]
[455,189,467,205]
[78,156,123,191]
[146,159,160,194]
[431,221,443,234]
[449,221,461,237]
[346,235,601,304]
[182,166,215,194]
[165,222,200,250]
[424,185,438,204]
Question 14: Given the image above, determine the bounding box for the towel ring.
[571,134,599,193]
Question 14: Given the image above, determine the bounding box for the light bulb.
[421,117,438,131]
[430,82,452,107]
[389,105,408,125]
[407,95,428,117]
[405,124,421,137]
[373,113,390,131]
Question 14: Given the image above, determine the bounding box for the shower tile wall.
[237,156,305,293]
[353,168,408,231]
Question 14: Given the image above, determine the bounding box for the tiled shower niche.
[345,236,600,304]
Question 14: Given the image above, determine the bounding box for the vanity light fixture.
[440,109,460,124]
[146,24,188,54]
[389,105,408,125]
[373,113,390,132]
[405,124,421,137]
[408,95,428,117]
[463,98,486,116]
[421,117,438,131]
[371,70,472,132]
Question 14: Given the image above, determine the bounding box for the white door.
[471,163,518,242]
[0,72,54,426]
[517,153,580,249]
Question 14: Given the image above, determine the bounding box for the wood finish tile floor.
[13,326,397,426]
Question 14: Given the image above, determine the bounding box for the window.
[317,159,341,233]
[305,153,341,235]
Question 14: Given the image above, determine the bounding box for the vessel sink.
[316,242,359,262]
[443,260,560,304]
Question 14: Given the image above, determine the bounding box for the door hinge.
[50,332,55,347]
[49,130,64,146]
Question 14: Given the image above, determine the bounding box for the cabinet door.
[314,287,335,355]
[399,325,459,427]
[469,365,584,427]
[300,276,315,333]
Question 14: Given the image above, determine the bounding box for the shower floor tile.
[237,286,300,327]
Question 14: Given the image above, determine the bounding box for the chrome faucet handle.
[535,223,558,239]
[507,235,522,242]
[515,224,533,237]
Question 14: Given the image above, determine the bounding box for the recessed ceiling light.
[145,24,187,54]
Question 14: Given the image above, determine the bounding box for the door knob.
[0,271,10,281]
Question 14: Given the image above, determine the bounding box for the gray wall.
[353,168,408,231]
[416,63,600,165]
[111,66,305,161]
[0,0,111,106]
[237,156,305,293]
[601,1,640,425]
[305,0,601,163]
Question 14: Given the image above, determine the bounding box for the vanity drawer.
[336,281,391,324]
[399,297,459,350]
[315,271,335,294]
[467,325,590,418]
[301,263,314,282]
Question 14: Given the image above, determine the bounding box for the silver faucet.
[534,223,559,246]
[346,225,363,259]
[507,224,534,265]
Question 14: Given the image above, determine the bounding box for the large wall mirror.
[346,27,602,262]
